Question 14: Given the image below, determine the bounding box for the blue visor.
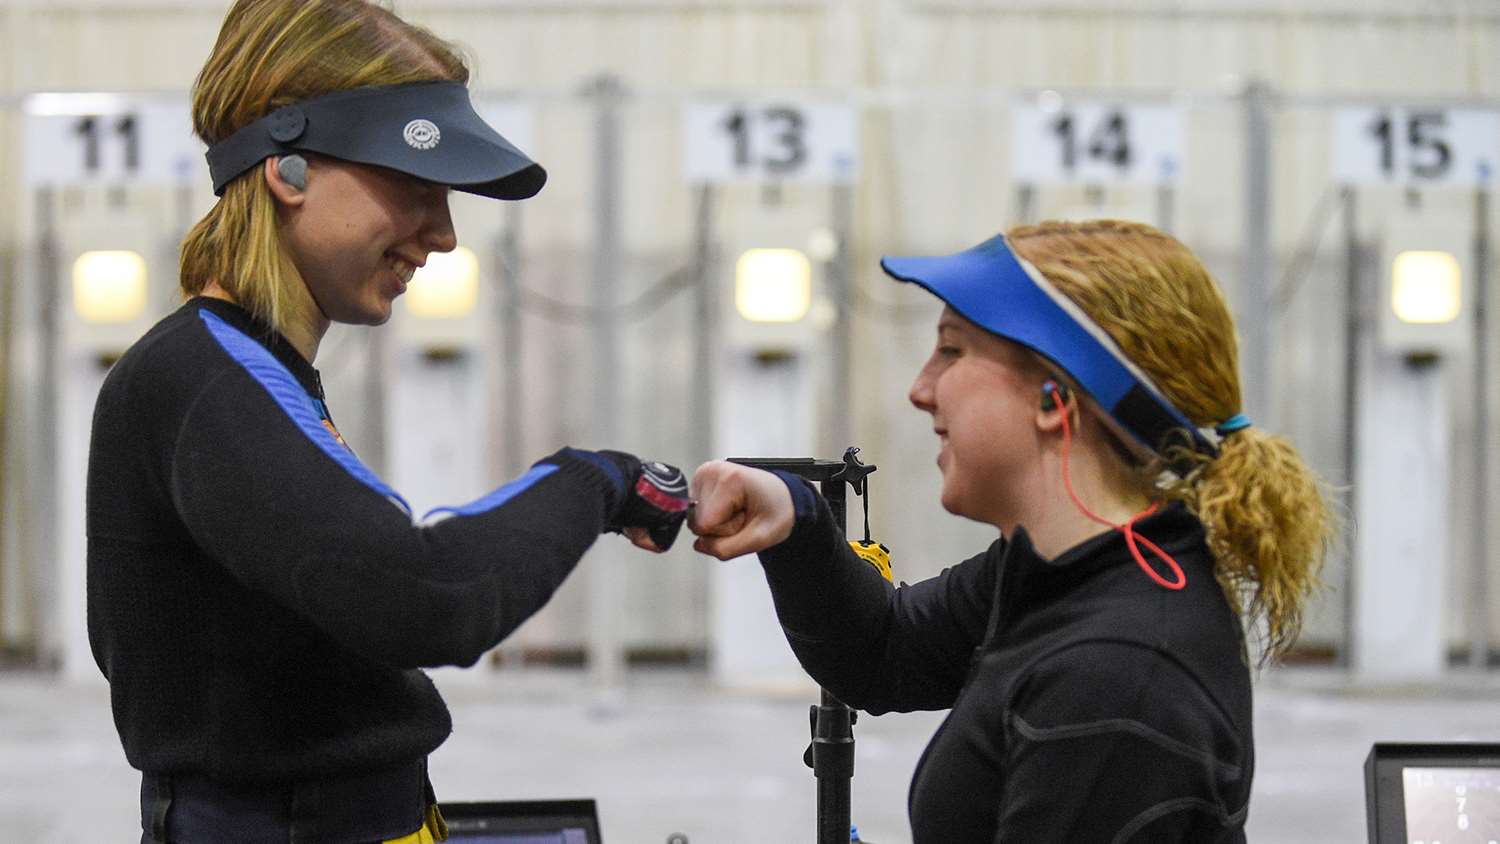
[881,234,1215,470]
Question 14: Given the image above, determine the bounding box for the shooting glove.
[596,451,691,551]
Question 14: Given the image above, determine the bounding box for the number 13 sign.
[684,100,859,184]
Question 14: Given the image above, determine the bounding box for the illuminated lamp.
[406,247,479,319]
[72,250,147,324]
[735,248,811,324]
[1390,250,1461,325]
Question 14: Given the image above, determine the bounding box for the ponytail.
[1166,429,1336,663]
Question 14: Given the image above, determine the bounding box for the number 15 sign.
[684,100,859,184]
[1333,107,1499,187]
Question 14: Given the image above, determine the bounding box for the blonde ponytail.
[1168,429,1335,661]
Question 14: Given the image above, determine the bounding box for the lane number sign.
[1333,107,1499,187]
[1012,100,1184,184]
[24,95,203,187]
[685,100,858,183]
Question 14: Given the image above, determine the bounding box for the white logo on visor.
[403,119,441,150]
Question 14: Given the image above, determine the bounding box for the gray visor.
[205,81,545,199]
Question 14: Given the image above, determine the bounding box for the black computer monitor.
[1365,742,1500,842]
[440,799,603,844]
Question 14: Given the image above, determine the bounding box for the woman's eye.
[937,345,961,358]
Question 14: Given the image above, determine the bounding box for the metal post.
[1240,79,1274,427]
[826,183,855,455]
[498,203,525,480]
[586,73,626,691]
[33,187,59,663]
[810,453,874,844]
[690,184,717,470]
[688,184,718,660]
[1340,186,1361,669]
[1015,183,1037,225]
[1156,183,1176,235]
[172,184,195,311]
[0,223,10,650]
[363,326,389,477]
[814,472,854,844]
[727,451,873,844]
[1471,186,1493,670]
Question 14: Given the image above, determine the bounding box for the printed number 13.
[722,107,807,174]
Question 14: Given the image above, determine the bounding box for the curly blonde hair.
[1008,219,1336,662]
[180,0,469,333]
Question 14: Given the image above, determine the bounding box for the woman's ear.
[264,155,308,207]
[1036,379,1075,432]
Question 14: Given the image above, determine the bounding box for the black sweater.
[87,297,624,784]
[760,476,1253,843]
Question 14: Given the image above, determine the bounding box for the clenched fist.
[687,461,797,560]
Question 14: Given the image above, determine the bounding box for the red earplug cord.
[1049,384,1187,591]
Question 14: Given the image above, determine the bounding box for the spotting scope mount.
[727,447,878,844]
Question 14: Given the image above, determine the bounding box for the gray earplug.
[276,154,308,190]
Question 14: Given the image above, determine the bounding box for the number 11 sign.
[24,93,204,187]
[684,99,859,184]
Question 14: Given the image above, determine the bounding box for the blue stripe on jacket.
[198,309,412,514]
[198,309,561,523]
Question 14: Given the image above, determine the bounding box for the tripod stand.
[727,448,877,844]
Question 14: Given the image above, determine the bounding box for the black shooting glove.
[596,451,691,551]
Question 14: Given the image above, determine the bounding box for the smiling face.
[908,306,1050,526]
[275,156,457,327]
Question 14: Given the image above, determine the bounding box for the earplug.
[1041,379,1071,412]
[276,154,308,190]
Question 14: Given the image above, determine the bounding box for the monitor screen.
[1400,767,1500,842]
[1366,744,1500,843]
[446,834,589,844]
[441,800,602,844]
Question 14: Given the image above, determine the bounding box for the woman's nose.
[909,365,935,414]
[422,195,458,254]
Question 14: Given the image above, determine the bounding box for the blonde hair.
[1007,219,1335,663]
[180,0,469,332]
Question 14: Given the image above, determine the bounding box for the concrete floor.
[5,666,1500,843]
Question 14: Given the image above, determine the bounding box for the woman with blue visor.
[86,1,688,841]
[690,220,1334,842]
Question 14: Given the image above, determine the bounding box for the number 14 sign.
[1011,100,1184,185]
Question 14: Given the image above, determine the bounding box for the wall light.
[406,247,479,319]
[735,248,811,323]
[73,250,147,324]
[1391,250,1462,325]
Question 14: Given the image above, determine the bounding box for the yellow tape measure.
[849,540,893,583]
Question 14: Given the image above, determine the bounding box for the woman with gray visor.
[86,1,687,841]
[689,220,1335,842]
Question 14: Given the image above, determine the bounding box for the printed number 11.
[73,115,140,173]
